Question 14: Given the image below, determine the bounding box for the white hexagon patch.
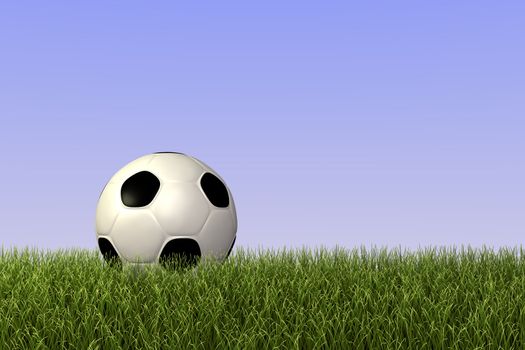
[151,182,210,236]
[110,210,166,263]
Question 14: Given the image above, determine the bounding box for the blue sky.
[0,2,524,254]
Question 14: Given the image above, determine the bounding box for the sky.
[0,2,524,255]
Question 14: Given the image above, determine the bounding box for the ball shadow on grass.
[102,253,123,270]
[159,253,201,272]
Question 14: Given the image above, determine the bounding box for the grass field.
[1,245,525,349]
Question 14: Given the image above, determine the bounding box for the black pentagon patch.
[159,239,201,270]
[98,237,122,269]
[154,151,185,155]
[121,171,160,207]
[200,172,229,208]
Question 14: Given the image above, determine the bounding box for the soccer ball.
[95,152,237,270]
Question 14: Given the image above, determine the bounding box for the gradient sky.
[0,2,523,255]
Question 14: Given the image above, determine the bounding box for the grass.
[1,245,525,349]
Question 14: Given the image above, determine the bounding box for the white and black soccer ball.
[95,152,237,269]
